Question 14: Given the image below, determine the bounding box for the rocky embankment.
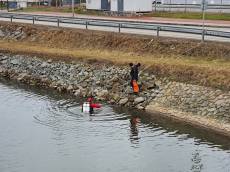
[0,22,230,136]
[0,54,229,127]
[0,54,159,110]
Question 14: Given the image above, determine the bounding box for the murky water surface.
[0,79,230,172]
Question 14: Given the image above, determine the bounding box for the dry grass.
[1,41,229,90]
[145,12,230,21]
[0,21,230,90]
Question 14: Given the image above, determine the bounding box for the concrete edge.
[146,103,230,138]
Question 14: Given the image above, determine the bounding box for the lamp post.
[185,0,187,13]
[169,0,171,12]
[201,0,207,42]
[6,0,9,11]
[220,0,223,13]
[72,0,74,17]
[0,0,2,10]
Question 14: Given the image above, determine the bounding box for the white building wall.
[111,0,118,11]
[126,0,152,12]
[124,0,152,12]
[86,0,101,10]
[111,0,152,12]
[18,1,27,8]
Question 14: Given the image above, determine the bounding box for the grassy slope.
[0,22,230,90]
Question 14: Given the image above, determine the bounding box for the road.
[9,11,230,28]
[0,11,230,43]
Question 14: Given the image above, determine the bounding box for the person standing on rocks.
[129,63,135,88]
[133,63,141,82]
[129,63,141,93]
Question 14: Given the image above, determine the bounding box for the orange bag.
[132,80,139,93]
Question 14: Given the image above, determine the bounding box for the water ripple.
[0,80,230,172]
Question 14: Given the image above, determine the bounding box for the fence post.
[33,16,35,24]
[118,23,121,33]
[202,29,206,42]
[57,18,60,27]
[86,21,88,29]
[10,15,13,22]
[156,26,160,37]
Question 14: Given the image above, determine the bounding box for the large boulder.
[119,98,129,105]
[74,89,81,97]
[136,104,145,110]
[134,97,145,104]
[111,93,120,102]
[0,30,5,37]
[10,59,20,65]
[66,85,74,92]
[96,89,109,100]
[17,73,28,82]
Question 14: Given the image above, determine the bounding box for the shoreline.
[146,104,230,138]
[0,21,229,138]
[0,53,229,138]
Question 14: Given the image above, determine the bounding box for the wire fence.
[152,0,230,13]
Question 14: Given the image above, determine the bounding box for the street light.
[72,0,74,17]
[185,0,187,13]
[201,0,207,42]
[220,0,223,13]
[6,0,9,11]
[169,0,171,12]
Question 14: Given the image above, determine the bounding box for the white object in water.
[82,102,91,113]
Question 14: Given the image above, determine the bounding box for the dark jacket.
[133,65,139,81]
[130,66,135,80]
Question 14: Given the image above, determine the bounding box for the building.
[86,0,110,10]
[161,0,230,4]
[63,0,85,6]
[111,0,152,12]
[86,0,153,12]
[1,0,38,9]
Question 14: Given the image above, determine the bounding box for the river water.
[0,78,229,172]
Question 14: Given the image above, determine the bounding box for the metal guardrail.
[1,11,229,27]
[0,12,230,41]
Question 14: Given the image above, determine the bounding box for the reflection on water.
[129,117,141,145]
[191,150,203,172]
[0,78,230,172]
